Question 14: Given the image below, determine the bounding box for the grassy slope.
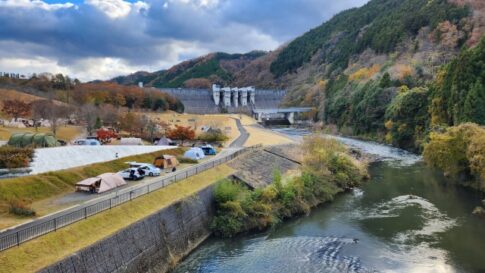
[0,148,184,216]
[0,164,235,273]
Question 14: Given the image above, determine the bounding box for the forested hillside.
[270,0,469,77]
[113,51,267,88]
[274,0,485,153]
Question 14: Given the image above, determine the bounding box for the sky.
[0,0,368,81]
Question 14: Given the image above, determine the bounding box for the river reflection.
[170,132,485,273]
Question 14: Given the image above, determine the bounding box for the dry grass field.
[243,125,294,147]
[146,112,240,146]
[0,89,46,105]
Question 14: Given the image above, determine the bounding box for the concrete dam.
[160,85,312,124]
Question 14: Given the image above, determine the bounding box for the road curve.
[229,118,249,148]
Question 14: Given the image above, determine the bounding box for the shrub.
[423,123,485,190]
[0,147,34,169]
[214,179,242,203]
[198,129,229,143]
[9,199,36,217]
[177,157,198,164]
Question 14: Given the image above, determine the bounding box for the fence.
[0,145,261,252]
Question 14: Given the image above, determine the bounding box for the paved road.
[229,118,249,148]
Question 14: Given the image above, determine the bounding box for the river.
[170,129,485,273]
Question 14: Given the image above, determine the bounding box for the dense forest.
[270,0,469,77]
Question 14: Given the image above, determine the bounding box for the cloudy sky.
[0,0,368,81]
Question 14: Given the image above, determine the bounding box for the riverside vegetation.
[211,136,368,237]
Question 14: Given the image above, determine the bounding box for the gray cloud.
[0,0,368,80]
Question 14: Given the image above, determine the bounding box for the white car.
[128,162,161,176]
[118,168,145,181]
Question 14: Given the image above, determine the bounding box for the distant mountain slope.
[113,51,267,88]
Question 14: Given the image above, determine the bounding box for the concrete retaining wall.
[38,185,216,273]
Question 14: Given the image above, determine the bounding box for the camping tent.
[8,133,59,148]
[119,138,144,146]
[153,154,179,170]
[75,173,126,193]
[156,137,173,146]
[183,147,205,160]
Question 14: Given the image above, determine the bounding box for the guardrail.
[0,145,262,252]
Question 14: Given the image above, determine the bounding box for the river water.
[170,129,485,273]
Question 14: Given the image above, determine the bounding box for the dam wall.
[161,88,286,114]
[38,185,216,273]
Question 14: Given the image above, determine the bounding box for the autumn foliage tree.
[167,125,195,145]
[72,82,183,112]
[2,100,32,121]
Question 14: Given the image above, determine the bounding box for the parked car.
[200,145,217,155]
[73,139,101,146]
[118,167,145,180]
[128,162,161,176]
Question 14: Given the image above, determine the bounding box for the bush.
[214,179,242,203]
[9,199,36,217]
[423,123,485,190]
[0,147,34,169]
[177,157,198,164]
[198,129,229,143]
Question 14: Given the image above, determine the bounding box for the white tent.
[156,137,172,146]
[119,138,144,146]
[75,173,126,193]
[183,147,205,160]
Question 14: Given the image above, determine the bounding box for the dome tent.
[183,147,205,160]
[8,133,59,148]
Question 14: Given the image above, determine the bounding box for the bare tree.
[98,104,120,130]
[78,104,99,136]
[31,100,72,136]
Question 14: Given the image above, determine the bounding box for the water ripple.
[172,236,378,273]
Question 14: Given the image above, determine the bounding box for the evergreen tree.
[464,81,485,125]
[94,117,102,129]
[379,72,392,88]
[142,96,153,109]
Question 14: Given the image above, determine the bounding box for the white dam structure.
[160,84,312,124]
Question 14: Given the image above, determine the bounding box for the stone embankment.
[228,144,301,188]
[39,185,215,273]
